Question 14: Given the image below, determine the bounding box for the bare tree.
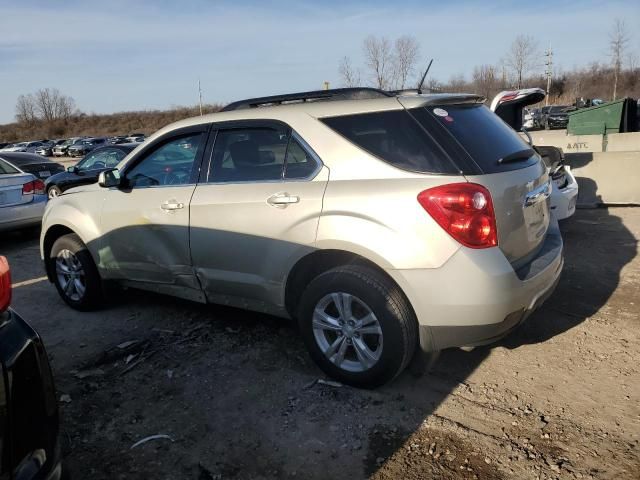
[471,64,499,99]
[609,19,629,100]
[628,52,639,74]
[338,56,361,88]
[363,35,393,90]
[505,34,539,89]
[15,94,38,125]
[392,36,420,90]
[448,73,468,93]
[33,88,75,122]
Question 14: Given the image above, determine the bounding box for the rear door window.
[0,160,19,175]
[208,127,288,182]
[320,110,459,174]
[414,104,538,173]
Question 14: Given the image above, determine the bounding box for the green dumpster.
[568,98,638,135]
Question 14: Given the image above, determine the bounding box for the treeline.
[0,103,222,142]
[436,62,640,106]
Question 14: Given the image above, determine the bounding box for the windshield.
[75,149,126,171]
[414,104,538,174]
[550,106,568,113]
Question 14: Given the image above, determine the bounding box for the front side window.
[125,133,203,188]
[209,128,288,182]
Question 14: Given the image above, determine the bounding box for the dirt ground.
[2,207,639,479]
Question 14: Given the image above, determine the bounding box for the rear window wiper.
[497,149,535,165]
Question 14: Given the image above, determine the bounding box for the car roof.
[149,92,484,142]
[0,152,56,164]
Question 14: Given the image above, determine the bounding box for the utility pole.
[198,79,203,116]
[544,45,553,106]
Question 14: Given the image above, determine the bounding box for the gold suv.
[41,88,563,387]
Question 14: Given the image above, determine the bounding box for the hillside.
[0,104,222,142]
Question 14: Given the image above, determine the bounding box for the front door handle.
[161,200,184,211]
[267,193,300,208]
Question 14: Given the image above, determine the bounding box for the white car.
[491,89,578,220]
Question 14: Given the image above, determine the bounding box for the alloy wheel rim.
[55,249,86,301]
[48,188,59,199]
[312,292,383,373]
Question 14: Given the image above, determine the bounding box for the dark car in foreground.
[45,143,138,198]
[0,256,62,480]
[0,152,64,180]
[67,138,107,158]
[540,105,570,130]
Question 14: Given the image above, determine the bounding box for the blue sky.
[0,0,638,124]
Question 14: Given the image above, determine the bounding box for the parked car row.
[523,105,572,130]
[0,133,146,159]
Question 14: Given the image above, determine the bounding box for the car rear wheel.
[48,186,62,199]
[50,234,103,310]
[298,265,418,388]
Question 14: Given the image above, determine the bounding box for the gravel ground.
[2,207,639,479]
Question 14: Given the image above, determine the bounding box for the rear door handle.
[161,200,184,211]
[267,193,300,207]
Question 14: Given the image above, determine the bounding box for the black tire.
[49,233,103,311]
[47,185,62,199]
[298,265,418,388]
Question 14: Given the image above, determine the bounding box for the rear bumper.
[550,167,579,220]
[387,216,564,351]
[0,196,46,231]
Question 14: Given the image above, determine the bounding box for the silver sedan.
[0,158,47,232]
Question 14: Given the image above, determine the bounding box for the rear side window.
[415,105,538,173]
[321,110,459,174]
[0,160,18,175]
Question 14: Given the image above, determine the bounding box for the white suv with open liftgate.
[41,88,563,387]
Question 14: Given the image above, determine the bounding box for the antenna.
[416,59,434,94]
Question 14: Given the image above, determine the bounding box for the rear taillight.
[22,179,45,196]
[418,183,498,249]
[0,256,11,312]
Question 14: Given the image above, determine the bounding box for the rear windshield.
[414,104,538,173]
[320,110,458,174]
[0,159,19,175]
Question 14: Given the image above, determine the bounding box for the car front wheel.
[48,186,62,199]
[298,265,418,388]
[49,233,103,310]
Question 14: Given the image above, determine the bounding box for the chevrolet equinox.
[40,88,563,387]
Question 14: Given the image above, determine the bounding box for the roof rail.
[221,87,393,112]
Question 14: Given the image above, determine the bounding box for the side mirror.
[66,166,78,173]
[98,169,122,188]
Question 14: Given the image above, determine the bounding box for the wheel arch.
[42,224,79,282]
[284,248,414,321]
